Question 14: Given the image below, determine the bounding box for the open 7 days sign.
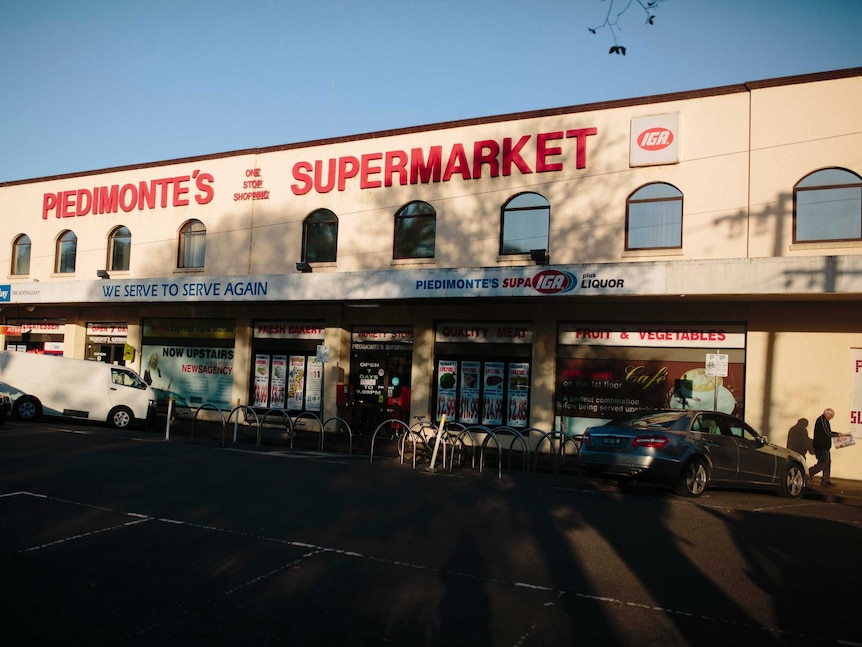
[2,265,667,305]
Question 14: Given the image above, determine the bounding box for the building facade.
[2,68,861,478]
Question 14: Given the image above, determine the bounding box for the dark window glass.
[12,234,31,275]
[302,209,338,263]
[501,192,549,255]
[394,201,436,259]
[108,226,131,271]
[178,220,206,268]
[55,230,77,273]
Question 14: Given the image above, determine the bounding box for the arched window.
[11,234,31,275]
[55,230,77,273]
[178,219,206,269]
[625,182,683,250]
[501,192,549,255]
[394,201,435,259]
[302,209,338,263]
[794,168,862,242]
[108,225,131,272]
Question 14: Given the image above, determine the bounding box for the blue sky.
[1,0,860,183]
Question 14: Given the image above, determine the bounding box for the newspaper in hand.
[834,434,857,449]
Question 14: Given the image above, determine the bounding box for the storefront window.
[555,323,746,435]
[435,358,531,427]
[434,322,533,428]
[251,321,326,413]
[141,318,235,411]
[86,323,129,364]
[348,326,414,434]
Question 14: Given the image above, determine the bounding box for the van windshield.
[111,368,147,389]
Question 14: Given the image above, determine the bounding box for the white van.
[0,351,157,429]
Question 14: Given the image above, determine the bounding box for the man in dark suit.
[809,408,844,486]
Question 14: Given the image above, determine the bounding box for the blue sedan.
[578,410,807,497]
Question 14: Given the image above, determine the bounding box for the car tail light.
[632,434,669,448]
[582,430,592,446]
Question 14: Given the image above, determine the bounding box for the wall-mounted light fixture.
[296,261,313,273]
[529,249,550,266]
[97,269,110,279]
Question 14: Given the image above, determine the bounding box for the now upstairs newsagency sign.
[0,264,666,306]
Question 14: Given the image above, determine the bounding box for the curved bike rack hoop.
[322,416,353,454]
[227,405,261,446]
[452,425,487,471]
[546,430,583,473]
[369,418,413,465]
[292,411,324,450]
[259,408,294,448]
[527,427,563,473]
[190,404,227,446]
[480,427,529,478]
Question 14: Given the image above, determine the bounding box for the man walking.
[809,408,844,486]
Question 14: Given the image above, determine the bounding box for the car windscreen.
[615,411,691,429]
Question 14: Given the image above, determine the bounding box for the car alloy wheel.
[675,458,708,497]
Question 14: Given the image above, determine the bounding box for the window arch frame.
[55,230,78,274]
[500,192,550,256]
[301,208,338,263]
[177,219,206,269]
[625,182,684,251]
[793,167,862,243]
[108,225,132,272]
[393,200,436,260]
[11,233,31,276]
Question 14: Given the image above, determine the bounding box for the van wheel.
[108,406,134,429]
[13,396,42,422]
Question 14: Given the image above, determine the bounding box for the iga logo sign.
[636,128,674,151]
[0,285,10,302]
[531,270,578,294]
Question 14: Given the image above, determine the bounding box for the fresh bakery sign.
[290,128,598,195]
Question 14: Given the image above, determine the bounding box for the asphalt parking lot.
[2,418,861,646]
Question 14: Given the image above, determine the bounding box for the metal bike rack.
[291,411,324,450]
[480,427,529,478]
[322,416,353,454]
[227,405,261,446]
[369,418,418,466]
[526,427,562,473]
[259,408,294,448]
[189,403,227,446]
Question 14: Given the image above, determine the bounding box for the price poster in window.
[507,362,530,428]
[459,361,481,424]
[287,355,306,411]
[437,360,458,420]
[269,355,287,409]
[483,361,504,426]
[253,355,270,407]
[305,357,323,412]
